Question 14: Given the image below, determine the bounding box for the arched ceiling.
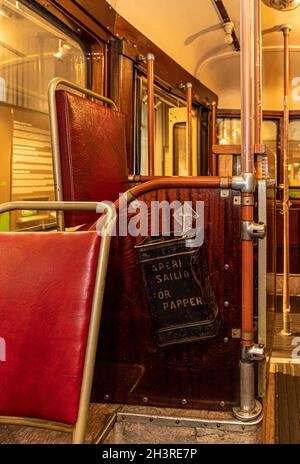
[109,0,300,110]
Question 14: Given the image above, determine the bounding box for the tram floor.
[0,404,262,445]
[3,311,300,445]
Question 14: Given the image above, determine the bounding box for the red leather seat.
[56,91,128,227]
[0,232,100,425]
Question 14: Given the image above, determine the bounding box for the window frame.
[133,68,204,176]
[217,109,281,187]
[0,0,91,231]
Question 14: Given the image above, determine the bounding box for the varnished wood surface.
[212,144,266,155]
[262,371,276,444]
[263,312,300,444]
[276,364,300,444]
[271,313,300,363]
[92,188,242,410]
[0,404,119,444]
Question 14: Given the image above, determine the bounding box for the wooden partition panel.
[92,188,242,410]
[277,204,300,274]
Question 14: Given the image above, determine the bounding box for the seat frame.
[0,201,115,444]
[48,77,118,231]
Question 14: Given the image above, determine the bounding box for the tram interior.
[0,0,300,445]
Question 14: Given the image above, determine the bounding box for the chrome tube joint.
[241,221,266,241]
[240,343,265,363]
[232,173,256,193]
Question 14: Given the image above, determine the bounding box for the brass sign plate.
[136,235,221,347]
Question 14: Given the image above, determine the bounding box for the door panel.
[92,188,242,410]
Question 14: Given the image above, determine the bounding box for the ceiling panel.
[111,0,300,109]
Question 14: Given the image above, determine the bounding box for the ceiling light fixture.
[0,5,10,17]
[224,21,234,46]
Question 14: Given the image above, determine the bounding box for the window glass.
[0,0,86,231]
[289,121,300,192]
[139,78,185,176]
[173,123,187,176]
[217,117,278,178]
[217,118,241,145]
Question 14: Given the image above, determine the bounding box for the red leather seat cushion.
[56,90,128,227]
[0,232,100,425]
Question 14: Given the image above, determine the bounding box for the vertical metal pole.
[186,83,193,176]
[241,0,255,345]
[281,25,292,336]
[240,0,254,175]
[233,0,262,422]
[254,0,267,397]
[211,101,217,176]
[254,0,262,146]
[147,54,155,176]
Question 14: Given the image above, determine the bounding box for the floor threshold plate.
[116,411,263,433]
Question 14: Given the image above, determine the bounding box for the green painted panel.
[0,213,9,232]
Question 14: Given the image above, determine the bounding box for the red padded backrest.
[0,232,100,425]
[56,90,128,227]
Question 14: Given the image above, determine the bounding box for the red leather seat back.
[56,90,128,227]
[0,232,100,425]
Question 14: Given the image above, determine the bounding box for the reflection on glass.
[0,0,86,230]
[262,119,278,168]
[217,118,278,178]
[289,120,300,191]
[217,118,241,145]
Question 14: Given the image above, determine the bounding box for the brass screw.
[224,301,230,308]
[224,337,229,344]
[104,394,110,401]
[181,399,188,405]
[143,397,148,403]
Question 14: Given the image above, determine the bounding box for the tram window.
[289,120,300,197]
[0,0,86,232]
[262,120,278,157]
[139,77,187,176]
[173,123,187,176]
[217,117,278,177]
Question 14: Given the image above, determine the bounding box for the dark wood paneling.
[74,0,117,33]
[276,364,300,444]
[33,0,111,41]
[89,41,106,96]
[217,109,284,119]
[276,205,300,274]
[120,56,134,173]
[115,16,217,107]
[92,188,241,410]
